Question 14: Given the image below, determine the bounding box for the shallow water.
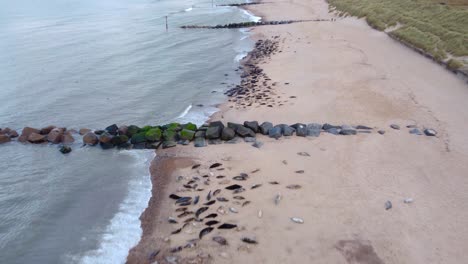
[0,0,256,263]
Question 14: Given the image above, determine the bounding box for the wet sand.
[128,0,468,263]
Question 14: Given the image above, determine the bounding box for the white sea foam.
[235,52,248,62]
[176,105,219,126]
[184,7,193,12]
[69,150,153,264]
[241,9,261,22]
[177,104,192,118]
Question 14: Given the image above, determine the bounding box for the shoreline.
[127,151,195,263]
[127,0,468,263]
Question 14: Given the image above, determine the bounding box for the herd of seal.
[225,37,285,109]
[150,161,306,263]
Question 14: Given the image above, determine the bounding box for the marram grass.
[328,0,468,68]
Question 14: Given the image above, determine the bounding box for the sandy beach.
[128,0,468,263]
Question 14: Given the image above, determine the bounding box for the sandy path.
[128,0,468,263]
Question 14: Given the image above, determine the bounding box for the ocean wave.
[176,105,219,126]
[67,150,153,264]
[177,104,193,119]
[241,9,261,22]
[235,52,248,62]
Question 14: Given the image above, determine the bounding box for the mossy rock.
[111,135,129,145]
[162,140,177,149]
[127,125,141,137]
[183,122,197,131]
[140,126,153,133]
[145,128,162,142]
[163,129,177,141]
[179,129,195,141]
[162,123,181,131]
[131,132,147,144]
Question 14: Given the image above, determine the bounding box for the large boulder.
[162,141,177,149]
[118,125,128,136]
[79,128,91,135]
[59,145,72,154]
[206,126,221,139]
[99,132,113,144]
[269,126,282,139]
[340,125,357,135]
[307,123,322,137]
[94,130,105,135]
[9,130,18,138]
[227,122,243,131]
[0,134,11,144]
[259,122,273,135]
[197,125,209,131]
[100,142,114,150]
[117,142,133,150]
[183,122,197,131]
[221,127,235,141]
[145,128,162,142]
[105,124,119,135]
[62,132,75,144]
[111,135,129,145]
[322,123,341,130]
[40,125,56,135]
[19,127,40,142]
[140,126,153,133]
[326,128,341,135]
[279,124,295,136]
[28,132,46,143]
[1,128,18,138]
[209,121,225,130]
[47,128,64,144]
[126,125,140,137]
[163,129,177,141]
[195,130,206,138]
[131,132,147,144]
[194,137,207,147]
[83,132,99,145]
[179,129,195,141]
[162,123,181,132]
[236,126,255,138]
[146,142,162,149]
[244,121,259,133]
[293,123,307,137]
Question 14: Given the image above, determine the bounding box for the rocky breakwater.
[0,121,438,154]
[180,19,328,29]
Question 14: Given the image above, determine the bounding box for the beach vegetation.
[328,0,468,68]
[447,58,464,70]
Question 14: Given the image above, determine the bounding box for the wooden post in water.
[165,16,168,31]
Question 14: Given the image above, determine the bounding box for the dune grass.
[328,0,468,70]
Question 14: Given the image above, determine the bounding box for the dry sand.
[128,0,468,263]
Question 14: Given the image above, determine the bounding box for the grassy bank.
[328,0,468,72]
